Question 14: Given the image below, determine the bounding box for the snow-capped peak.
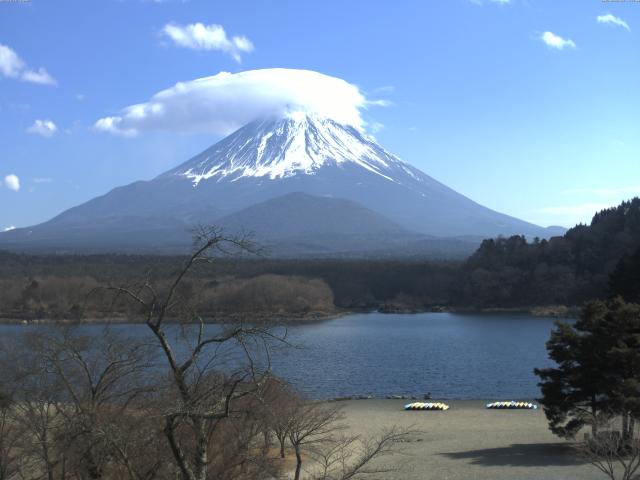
[169,113,420,185]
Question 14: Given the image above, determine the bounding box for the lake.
[269,312,560,400]
[0,312,562,400]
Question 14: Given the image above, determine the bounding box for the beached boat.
[404,402,450,411]
[486,401,537,409]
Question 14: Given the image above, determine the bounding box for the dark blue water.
[0,312,561,400]
[269,312,559,400]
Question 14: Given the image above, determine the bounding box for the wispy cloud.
[563,186,640,196]
[597,13,630,32]
[370,122,385,134]
[162,22,254,62]
[469,0,511,5]
[538,202,614,220]
[26,119,58,138]
[370,85,395,94]
[3,226,16,232]
[3,174,20,192]
[33,177,53,184]
[540,31,576,50]
[0,44,57,86]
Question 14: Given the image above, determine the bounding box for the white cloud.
[21,68,57,86]
[26,119,58,138]
[162,23,254,62]
[3,226,16,232]
[94,116,138,137]
[0,44,56,86]
[597,14,630,32]
[33,177,53,184]
[3,174,20,192]
[94,68,385,136]
[540,31,576,50]
[0,44,23,78]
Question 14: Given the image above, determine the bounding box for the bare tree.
[0,390,22,480]
[308,427,412,480]
[287,400,413,480]
[582,416,640,480]
[256,377,299,458]
[0,334,69,480]
[24,327,155,480]
[14,399,67,480]
[100,409,170,480]
[108,227,281,480]
[288,402,345,480]
[205,401,281,480]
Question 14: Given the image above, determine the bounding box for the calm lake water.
[0,312,562,400]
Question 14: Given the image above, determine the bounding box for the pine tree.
[610,247,640,303]
[535,299,640,442]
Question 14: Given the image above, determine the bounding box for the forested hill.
[458,198,640,307]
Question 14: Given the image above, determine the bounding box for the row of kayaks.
[486,401,538,409]
[404,402,450,411]
[403,401,538,411]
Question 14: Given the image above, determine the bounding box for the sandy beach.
[336,400,602,480]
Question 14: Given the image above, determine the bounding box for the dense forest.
[0,198,638,321]
[459,198,640,307]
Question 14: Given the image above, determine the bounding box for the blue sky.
[0,0,638,231]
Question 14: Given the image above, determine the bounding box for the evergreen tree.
[604,299,640,445]
[610,247,640,303]
[535,299,640,442]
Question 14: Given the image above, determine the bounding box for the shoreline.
[0,310,351,325]
[0,305,577,325]
[379,304,578,318]
[331,398,543,405]
[327,395,541,403]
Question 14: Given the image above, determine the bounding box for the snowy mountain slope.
[166,113,410,183]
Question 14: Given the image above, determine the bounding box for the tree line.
[460,198,640,307]
[1,198,638,321]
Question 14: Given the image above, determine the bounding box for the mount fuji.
[0,113,564,256]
